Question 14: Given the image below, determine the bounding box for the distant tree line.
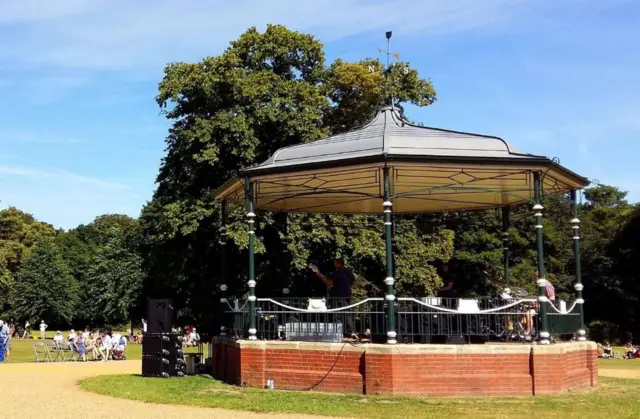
[0,210,144,329]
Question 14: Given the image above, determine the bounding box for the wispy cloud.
[2,130,88,145]
[0,162,140,228]
[0,0,534,72]
[0,164,131,190]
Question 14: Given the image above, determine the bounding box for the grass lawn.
[598,358,640,370]
[5,337,206,363]
[79,374,640,419]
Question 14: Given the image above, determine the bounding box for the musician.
[311,258,355,301]
[435,261,457,309]
[310,258,356,336]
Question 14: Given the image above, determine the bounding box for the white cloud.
[0,0,532,72]
[0,163,141,228]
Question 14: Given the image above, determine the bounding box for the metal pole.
[219,200,228,336]
[245,178,257,340]
[571,190,586,341]
[534,172,550,344]
[502,206,510,291]
[383,167,396,344]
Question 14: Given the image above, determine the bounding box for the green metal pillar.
[219,200,228,336]
[501,206,510,291]
[245,178,257,340]
[571,190,586,341]
[534,172,550,344]
[383,167,396,344]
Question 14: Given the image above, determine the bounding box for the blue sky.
[0,0,638,229]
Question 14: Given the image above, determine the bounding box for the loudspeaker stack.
[142,298,185,378]
[142,333,186,377]
[147,298,174,333]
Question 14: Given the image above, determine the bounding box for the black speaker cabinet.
[147,299,174,333]
[142,332,185,378]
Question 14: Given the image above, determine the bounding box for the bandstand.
[211,106,597,396]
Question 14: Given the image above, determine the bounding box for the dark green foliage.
[10,238,79,324]
[140,25,443,330]
[86,227,144,326]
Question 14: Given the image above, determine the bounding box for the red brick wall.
[366,352,533,396]
[211,339,597,397]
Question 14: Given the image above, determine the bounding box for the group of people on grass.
[180,326,201,347]
[597,342,639,360]
[52,328,128,362]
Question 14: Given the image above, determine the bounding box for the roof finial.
[376,31,403,108]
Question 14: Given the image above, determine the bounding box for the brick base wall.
[211,339,597,397]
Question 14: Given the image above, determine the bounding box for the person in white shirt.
[99,332,112,361]
[189,328,200,346]
[82,328,90,340]
[39,321,48,340]
[23,320,30,338]
[67,329,76,350]
[142,319,147,333]
[53,331,64,346]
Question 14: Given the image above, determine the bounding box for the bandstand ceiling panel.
[215,107,589,213]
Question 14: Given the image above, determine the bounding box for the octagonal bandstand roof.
[215,106,589,213]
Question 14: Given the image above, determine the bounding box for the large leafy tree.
[86,226,144,326]
[57,214,142,326]
[10,238,78,324]
[0,207,55,314]
[579,185,635,341]
[141,25,440,328]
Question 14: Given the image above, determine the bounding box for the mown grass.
[79,374,640,419]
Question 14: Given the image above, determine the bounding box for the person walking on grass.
[39,320,48,340]
[0,320,10,360]
[23,320,31,339]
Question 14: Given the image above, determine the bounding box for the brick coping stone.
[215,337,596,355]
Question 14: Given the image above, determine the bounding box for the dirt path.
[1,361,326,419]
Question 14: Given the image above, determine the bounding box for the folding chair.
[58,342,76,361]
[33,342,52,362]
[48,342,66,362]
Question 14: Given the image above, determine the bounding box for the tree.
[579,185,635,341]
[56,214,143,326]
[0,207,55,314]
[10,238,78,325]
[141,24,439,327]
[86,227,144,326]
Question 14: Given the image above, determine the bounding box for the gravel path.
[1,361,327,419]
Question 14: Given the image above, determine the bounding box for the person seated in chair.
[53,331,64,346]
[189,328,200,346]
[603,342,614,359]
[623,343,637,360]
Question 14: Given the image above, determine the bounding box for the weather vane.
[369,31,409,106]
[369,31,408,75]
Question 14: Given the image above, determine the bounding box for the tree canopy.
[10,237,78,324]
[140,24,443,326]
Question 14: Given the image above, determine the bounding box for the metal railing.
[223,296,582,343]
[227,298,386,342]
[396,297,538,343]
[547,303,581,337]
